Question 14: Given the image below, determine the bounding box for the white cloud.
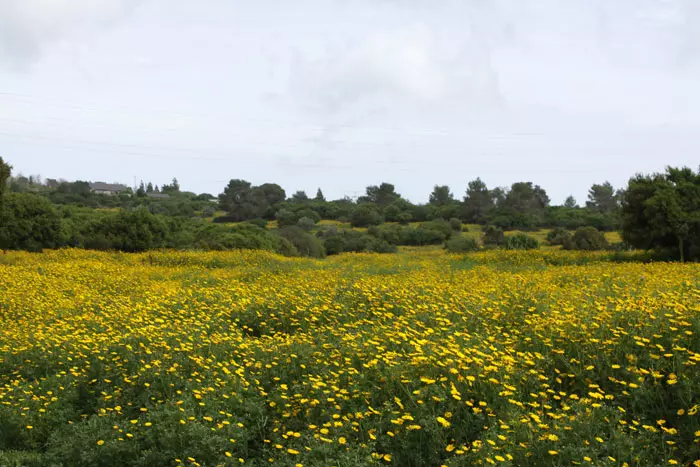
[292,24,500,114]
[0,0,140,67]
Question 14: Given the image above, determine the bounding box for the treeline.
[215,178,623,231]
[1,157,698,260]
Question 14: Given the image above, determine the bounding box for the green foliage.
[275,208,298,227]
[482,225,505,247]
[462,178,493,224]
[449,217,462,231]
[0,157,12,205]
[245,218,268,229]
[547,227,572,246]
[277,226,326,258]
[0,193,62,252]
[429,185,454,206]
[564,226,609,251]
[503,233,540,250]
[350,204,384,227]
[296,216,316,232]
[444,235,479,253]
[218,180,286,221]
[359,182,400,206]
[621,166,700,261]
[89,208,169,252]
[586,181,620,213]
[397,212,412,225]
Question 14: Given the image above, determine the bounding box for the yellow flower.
[97,440,104,446]
[338,437,346,445]
[436,417,451,428]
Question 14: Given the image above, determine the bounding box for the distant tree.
[444,235,479,253]
[350,204,384,227]
[482,225,505,247]
[397,212,412,225]
[291,190,309,203]
[504,182,550,213]
[275,209,297,227]
[296,217,316,232]
[360,183,400,206]
[429,185,454,206]
[162,178,180,194]
[564,226,609,251]
[503,234,540,250]
[314,188,326,202]
[564,196,578,208]
[462,178,493,224]
[146,182,154,193]
[0,193,62,251]
[219,179,283,221]
[137,181,146,197]
[586,182,619,213]
[546,227,572,246]
[253,183,287,218]
[621,167,700,261]
[0,157,12,207]
[277,226,325,258]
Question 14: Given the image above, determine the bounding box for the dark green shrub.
[397,212,412,225]
[449,218,462,231]
[296,216,316,232]
[211,215,238,224]
[277,226,326,258]
[323,236,347,255]
[296,208,321,224]
[245,218,268,229]
[350,204,384,227]
[0,193,62,251]
[546,227,571,246]
[275,209,298,227]
[564,226,609,251]
[503,233,540,250]
[444,235,479,253]
[482,225,505,247]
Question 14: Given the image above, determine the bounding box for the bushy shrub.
[198,206,216,218]
[296,208,321,224]
[503,233,540,250]
[397,212,412,225]
[86,208,169,253]
[323,235,347,255]
[275,209,297,227]
[564,226,609,251]
[277,226,326,258]
[321,229,397,255]
[482,225,505,247]
[350,204,384,227]
[212,215,239,224]
[0,193,62,252]
[245,218,268,229]
[449,218,462,231]
[296,216,316,232]
[444,235,480,253]
[546,227,572,246]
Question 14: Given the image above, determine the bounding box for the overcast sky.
[1,0,699,203]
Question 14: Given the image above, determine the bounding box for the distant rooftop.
[90,182,128,192]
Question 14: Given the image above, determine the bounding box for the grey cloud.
[0,0,141,67]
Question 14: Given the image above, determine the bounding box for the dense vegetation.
[0,249,698,466]
[1,158,698,260]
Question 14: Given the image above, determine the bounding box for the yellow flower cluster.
[0,249,698,466]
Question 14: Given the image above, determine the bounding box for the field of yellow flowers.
[0,249,698,467]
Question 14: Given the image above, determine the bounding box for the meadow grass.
[0,249,698,466]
